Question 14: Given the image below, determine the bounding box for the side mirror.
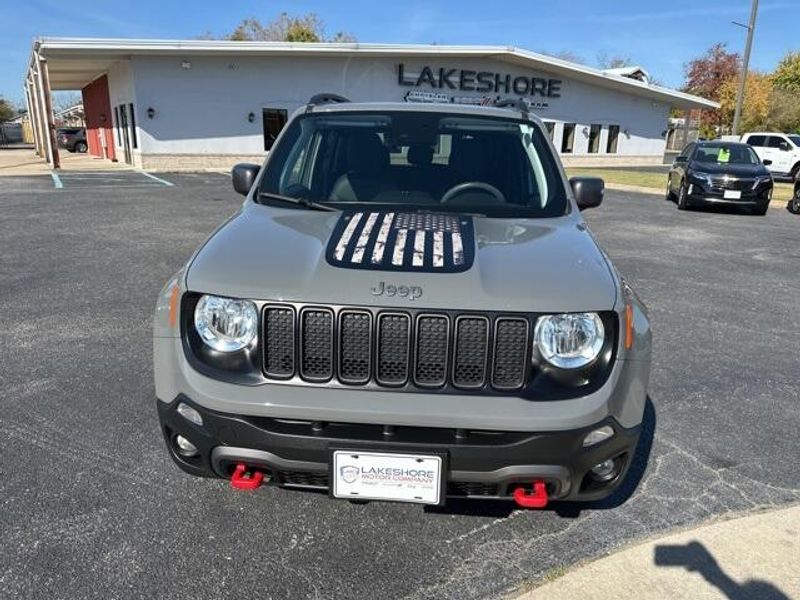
[763,159,772,166]
[232,163,260,196]
[779,142,791,151]
[570,176,604,211]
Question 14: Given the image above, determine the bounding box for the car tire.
[752,202,769,216]
[788,190,800,215]
[665,178,675,201]
[790,163,800,181]
[74,141,87,153]
[676,180,690,210]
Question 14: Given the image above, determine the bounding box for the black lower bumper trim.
[157,395,641,502]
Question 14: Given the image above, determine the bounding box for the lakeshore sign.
[397,64,562,98]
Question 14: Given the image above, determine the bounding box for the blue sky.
[3,0,797,105]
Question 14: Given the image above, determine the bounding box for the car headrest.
[346,132,389,175]
[407,144,433,166]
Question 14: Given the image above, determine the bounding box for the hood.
[186,203,618,313]
[691,161,768,177]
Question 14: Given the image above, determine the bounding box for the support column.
[682,109,692,148]
[39,57,60,169]
[32,60,51,164]
[25,80,42,156]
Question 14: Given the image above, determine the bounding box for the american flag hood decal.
[326,211,475,273]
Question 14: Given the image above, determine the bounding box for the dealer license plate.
[331,451,443,504]
[723,190,742,199]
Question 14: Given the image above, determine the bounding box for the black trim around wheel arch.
[157,395,641,502]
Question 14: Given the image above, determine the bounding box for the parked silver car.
[154,96,652,508]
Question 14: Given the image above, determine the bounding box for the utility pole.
[732,0,759,136]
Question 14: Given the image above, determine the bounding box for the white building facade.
[26,39,718,170]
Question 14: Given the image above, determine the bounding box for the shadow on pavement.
[654,541,790,600]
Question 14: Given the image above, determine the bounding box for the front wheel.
[752,202,769,216]
[74,141,87,153]
[676,180,690,210]
[788,190,800,215]
[665,177,675,201]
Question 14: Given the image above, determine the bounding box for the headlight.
[752,175,772,190]
[194,294,258,352]
[534,313,605,369]
[690,171,713,186]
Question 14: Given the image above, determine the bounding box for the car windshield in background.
[788,135,800,147]
[259,111,568,218]
[693,144,760,165]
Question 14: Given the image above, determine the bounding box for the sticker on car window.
[718,148,730,163]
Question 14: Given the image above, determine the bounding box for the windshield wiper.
[257,192,338,212]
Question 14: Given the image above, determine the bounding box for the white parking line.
[139,171,174,186]
[50,171,63,189]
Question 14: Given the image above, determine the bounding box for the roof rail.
[494,98,529,118]
[306,93,351,110]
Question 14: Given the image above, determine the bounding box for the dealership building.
[24,37,717,170]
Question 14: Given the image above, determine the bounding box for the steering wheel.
[440,181,506,204]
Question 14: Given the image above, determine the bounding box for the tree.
[719,71,773,132]
[537,50,586,65]
[767,89,800,134]
[226,12,355,43]
[596,52,633,70]
[0,97,16,122]
[772,50,800,92]
[682,43,740,131]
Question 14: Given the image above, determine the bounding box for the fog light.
[177,402,203,426]
[590,458,618,482]
[174,435,199,457]
[583,425,614,447]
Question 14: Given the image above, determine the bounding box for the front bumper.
[158,395,641,502]
[687,180,772,206]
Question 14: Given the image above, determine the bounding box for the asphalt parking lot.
[1,172,799,600]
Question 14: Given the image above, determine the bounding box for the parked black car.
[57,127,87,153]
[789,175,800,214]
[666,141,773,215]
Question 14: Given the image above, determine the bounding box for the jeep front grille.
[261,304,532,392]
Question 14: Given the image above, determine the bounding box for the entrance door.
[118,104,132,164]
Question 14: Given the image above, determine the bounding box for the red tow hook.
[230,463,265,490]
[513,481,549,509]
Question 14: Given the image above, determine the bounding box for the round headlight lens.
[194,295,258,352]
[534,313,605,369]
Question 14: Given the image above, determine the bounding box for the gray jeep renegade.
[154,95,652,508]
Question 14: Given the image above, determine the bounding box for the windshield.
[693,144,761,165]
[259,111,568,217]
[788,135,800,147]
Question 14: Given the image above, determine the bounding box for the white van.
[740,132,800,180]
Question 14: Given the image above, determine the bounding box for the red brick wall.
[81,76,116,161]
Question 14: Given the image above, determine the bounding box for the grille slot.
[299,308,334,382]
[339,310,372,384]
[453,316,490,389]
[415,315,450,387]
[492,318,529,390]
[263,306,295,378]
[376,313,411,386]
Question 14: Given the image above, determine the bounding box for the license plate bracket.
[330,448,447,505]
[723,189,742,199]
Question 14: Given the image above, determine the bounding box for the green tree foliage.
[0,97,16,122]
[772,51,800,92]
[226,13,355,43]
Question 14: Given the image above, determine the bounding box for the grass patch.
[565,168,795,202]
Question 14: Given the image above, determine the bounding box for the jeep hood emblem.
[371,281,423,300]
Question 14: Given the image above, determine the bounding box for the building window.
[543,121,555,140]
[606,125,620,154]
[128,103,138,149]
[561,123,575,153]
[114,106,121,145]
[588,124,602,153]
[263,108,288,151]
